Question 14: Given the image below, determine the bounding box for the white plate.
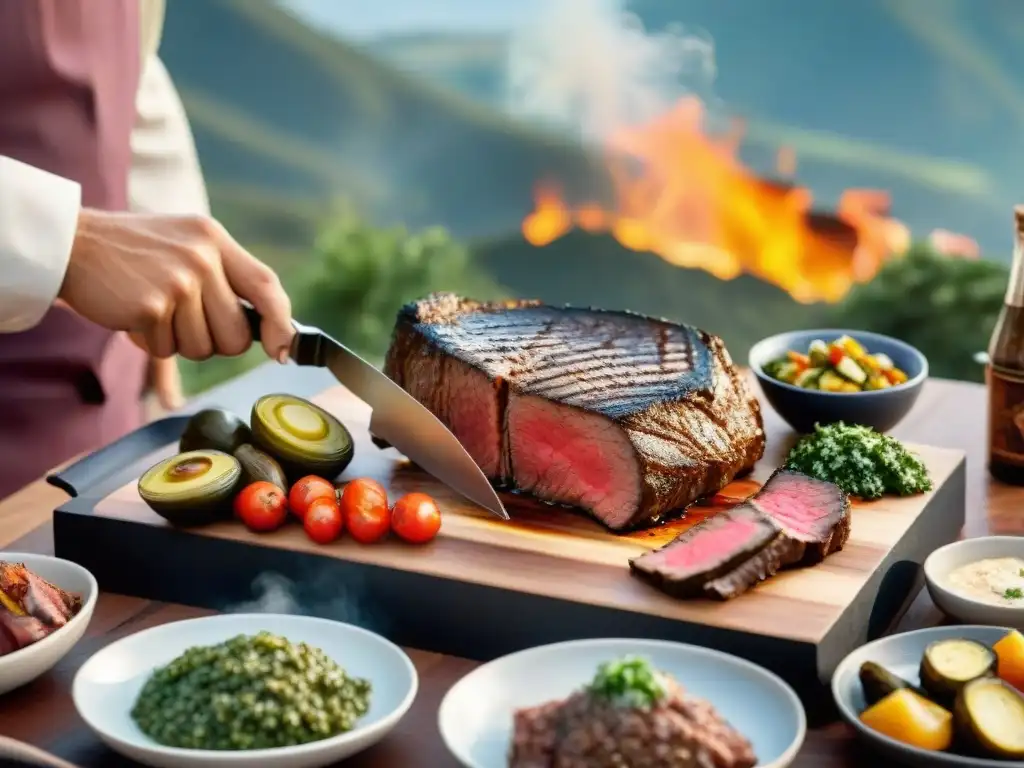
[438,638,806,768]
[0,553,97,695]
[924,537,1024,629]
[72,614,418,768]
[832,625,1016,767]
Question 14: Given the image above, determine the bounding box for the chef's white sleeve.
[0,156,81,333]
[129,55,210,216]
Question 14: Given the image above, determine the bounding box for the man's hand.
[58,209,294,361]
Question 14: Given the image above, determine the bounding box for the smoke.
[226,571,388,636]
[505,0,718,143]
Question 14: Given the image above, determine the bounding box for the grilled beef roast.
[630,469,851,599]
[510,675,757,768]
[384,293,765,530]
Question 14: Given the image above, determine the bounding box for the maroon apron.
[0,0,148,499]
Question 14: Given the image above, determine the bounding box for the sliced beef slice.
[384,293,765,530]
[630,469,851,600]
[628,505,782,597]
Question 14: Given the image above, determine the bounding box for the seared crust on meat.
[384,293,765,530]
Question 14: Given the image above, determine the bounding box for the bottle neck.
[1007,238,1024,307]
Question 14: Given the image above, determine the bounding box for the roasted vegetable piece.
[233,444,288,489]
[993,630,1024,692]
[953,676,1024,759]
[251,394,354,481]
[179,409,252,454]
[764,337,908,392]
[138,450,243,527]
[920,638,998,705]
[859,661,923,707]
[859,689,953,752]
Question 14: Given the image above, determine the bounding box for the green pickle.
[130,631,372,750]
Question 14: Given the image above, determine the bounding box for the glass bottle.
[987,205,1024,484]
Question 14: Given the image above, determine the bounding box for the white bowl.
[438,638,806,768]
[832,625,1014,767]
[72,614,418,768]
[0,552,97,695]
[924,536,1024,629]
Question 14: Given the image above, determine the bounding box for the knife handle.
[240,301,263,342]
[239,301,321,366]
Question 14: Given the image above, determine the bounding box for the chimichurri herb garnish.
[590,656,666,708]
[784,422,932,500]
[1005,587,1023,600]
[131,631,371,750]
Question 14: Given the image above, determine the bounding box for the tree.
[291,206,506,360]
[829,242,1007,382]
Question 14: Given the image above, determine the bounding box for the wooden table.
[0,372,1019,767]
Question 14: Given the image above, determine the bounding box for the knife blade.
[241,304,508,519]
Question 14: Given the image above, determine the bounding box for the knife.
[241,304,509,520]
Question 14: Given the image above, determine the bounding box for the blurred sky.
[280,0,544,37]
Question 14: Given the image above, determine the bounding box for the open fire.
[521,96,913,304]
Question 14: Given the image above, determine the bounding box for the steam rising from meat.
[227,572,388,636]
[505,0,718,142]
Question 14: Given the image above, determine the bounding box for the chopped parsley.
[784,422,933,500]
[1005,587,1023,600]
[590,656,665,708]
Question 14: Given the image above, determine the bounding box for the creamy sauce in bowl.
[947,557,1024,607]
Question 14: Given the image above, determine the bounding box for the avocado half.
[233,443,288,490]
[179,408,252,455]
[138,450,243,527]
[250,394,354,481]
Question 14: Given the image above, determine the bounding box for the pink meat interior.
[650,515,765,570]
[507,393,641,528]
[752,480,834,542]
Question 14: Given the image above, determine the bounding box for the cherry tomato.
[391,492,442,544]
[234,481,288,532]
[303,497,344,544]
[339,478,390,544]
[288,475,336,520]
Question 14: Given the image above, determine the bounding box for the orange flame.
[521,97,911,304]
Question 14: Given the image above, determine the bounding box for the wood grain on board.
[91,385,966,647]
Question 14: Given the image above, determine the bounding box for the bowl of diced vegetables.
[749,329,928,433]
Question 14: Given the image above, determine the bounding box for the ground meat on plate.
[509,678,757,768]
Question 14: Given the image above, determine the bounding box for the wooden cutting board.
[53,385,966,704]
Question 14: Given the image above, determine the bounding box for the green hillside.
[471,230,825,359]
[160,0,606,239]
